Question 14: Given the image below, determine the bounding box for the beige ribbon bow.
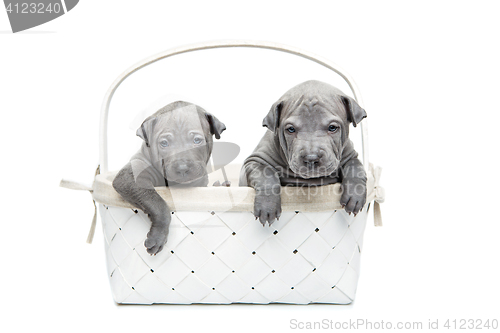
[370,164,385,227]
[59,166,100,244]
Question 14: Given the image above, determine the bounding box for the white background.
[1,1,499,332]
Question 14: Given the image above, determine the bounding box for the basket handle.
[99,40,369,173]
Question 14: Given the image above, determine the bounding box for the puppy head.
[137,101,226,184]
[263,80,366,178]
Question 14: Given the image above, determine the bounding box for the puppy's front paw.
[340,179,367,216]
[145,225,169,255]
[254,190,281,227]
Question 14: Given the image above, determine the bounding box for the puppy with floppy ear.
[113,101,226,255]
[240,80,367,225]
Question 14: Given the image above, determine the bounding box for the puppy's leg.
[242,161,282,226]
[113,163,171,255]
[339,158,367,215]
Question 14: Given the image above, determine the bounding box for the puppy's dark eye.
[287,127,295,133]
[159,140,169,147]
[193,137,203,145]
[328,125,339,132]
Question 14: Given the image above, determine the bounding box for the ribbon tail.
[373,201,383,227]
[60,165,101,244]
[59,179,92,191]
[86,199,98,244]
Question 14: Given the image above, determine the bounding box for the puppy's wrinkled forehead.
[154,105,208,136]
[284,93,347,124]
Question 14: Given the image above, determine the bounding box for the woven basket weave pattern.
[100,204,369,304]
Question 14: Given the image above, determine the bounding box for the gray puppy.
[113,101,226,255]
[240,80,367,225]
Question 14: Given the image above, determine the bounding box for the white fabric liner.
[92,164,378,213]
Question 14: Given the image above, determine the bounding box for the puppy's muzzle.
[300,147,325,170]
[173,161,190,177]
[291,148,338,178]
[163,159,205,183]
[302,153,322,169]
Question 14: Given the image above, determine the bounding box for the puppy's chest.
[279,170,341,187]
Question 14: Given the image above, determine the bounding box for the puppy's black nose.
[175,163,190,176]
[303,154,320,168]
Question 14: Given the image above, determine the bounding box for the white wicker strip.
[100,204,369,304]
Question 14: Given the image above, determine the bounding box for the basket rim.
[92,164,377,212]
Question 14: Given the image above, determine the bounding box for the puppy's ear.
[205,113,226,140]
[262,101,283,133]
[342,96,367,127]
[136,116,157,147]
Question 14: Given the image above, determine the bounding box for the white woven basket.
[62,40,385,305]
